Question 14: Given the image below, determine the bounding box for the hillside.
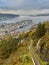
[0,13,19,21]
[32,22,49,64]
[0,21,49,65]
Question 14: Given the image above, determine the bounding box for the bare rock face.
[39,46,49,62]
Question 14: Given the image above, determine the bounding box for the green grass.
[22,52,33,65]
[24,60,33,65]
[9,40,33,65]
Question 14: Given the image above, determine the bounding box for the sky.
[0,0,49,15]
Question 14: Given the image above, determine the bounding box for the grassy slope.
[0,21,49,65]
[0,38,33,65]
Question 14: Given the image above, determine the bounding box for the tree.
[35,23,46,38]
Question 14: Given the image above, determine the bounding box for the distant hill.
[29,13,49,17]
[37,13,49,16]
[0,13,19,22]
[0,13,19,18]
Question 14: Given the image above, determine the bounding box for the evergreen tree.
[35,23,46,38]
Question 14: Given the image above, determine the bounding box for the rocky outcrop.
[39,46,49,62]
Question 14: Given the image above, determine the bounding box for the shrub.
[0,37,19,59]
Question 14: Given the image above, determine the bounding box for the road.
[29,39,41,65]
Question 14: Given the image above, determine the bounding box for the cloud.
[0,9,49,15]
[0,0,24,9]
[0,0,49,10]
